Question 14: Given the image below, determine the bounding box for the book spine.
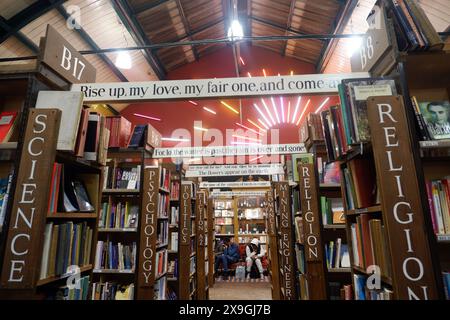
[411,96,431,140]
[398,0,426,49]
[390,0,419,50]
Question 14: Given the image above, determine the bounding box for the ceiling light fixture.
[227,20,244,41]
[203,107,216,114]
[239,57,245,65]
[115,51,132,69]
[247,72,252,77]
[262,69,267,77]
[188,100,198,106]
[220,101,239,114]
[287,101,291,123]
[346,36,363,57]
[133,113,161,121]
[250,155,263,162]
[280,97,285,122]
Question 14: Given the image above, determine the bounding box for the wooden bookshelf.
[95,148,152,300]
[36,264,93,287]
[196,189,208,300]
[47,213,98,219]
[346,205,382,216]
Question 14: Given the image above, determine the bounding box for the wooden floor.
[209,281,272,300]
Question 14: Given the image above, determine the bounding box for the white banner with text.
[71,73,369,102]
[186,164,283,177]
[199,181,271,188]
[153,143,306,158]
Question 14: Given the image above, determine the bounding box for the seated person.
[214,237,240,278]
[245,238,266,280]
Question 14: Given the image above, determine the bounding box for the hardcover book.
[418,101,450,140]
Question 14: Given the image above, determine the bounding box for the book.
[0,174,12,231]
[127,124,147,148]
[342,78,397,143]
[105,116,132,148]
[74,108,89,157]
[39,222,53,279]
[84,113,101,161]
[35,91,84,151]
[0,111,18,143]
[417,101,450,140]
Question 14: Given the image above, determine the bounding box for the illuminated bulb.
[161,137,190,142]
[262,69,267,77]
[346,36,362,57]
[287,101,291,123]
[227,20,244,40]
[250,155,263,162]
[257,118,270,130]
[115,51,132,69]
[188,100,198,106]
[194,126,208,132]
[188,158,201,162]
[239,57,245,65]
[247,72,252,78]
[280,97,285,123]
[235,123,264,136]
[133,113,161,121]
[220,101,239,114]
[290,70,294,76]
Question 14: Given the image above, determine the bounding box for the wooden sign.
[180,182,192,245]
[40,25,96,84]
[0,109,61,288]
[146,123,161,148]
[276,182,296,300]
[137,166,159,299]
[367,96,439,299]
[266,190,276,237]
[351,4,392,73]
[298,162,323,262]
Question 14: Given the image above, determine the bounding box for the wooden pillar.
[266,189,280,299]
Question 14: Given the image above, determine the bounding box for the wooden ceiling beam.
[175,0,200,61]
[282,0,296,56]
[315,0,358,72]
[56,5,128,82]
[133,0,172,15]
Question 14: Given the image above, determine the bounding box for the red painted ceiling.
[120,44,339,148]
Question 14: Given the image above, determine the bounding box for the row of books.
[294,216,304,244]
[106,116,132,148]
[154,277,167,300]
[53,275,90,300]
[443,272,450,300]
[48,163,95,213]
[158,194,170,218]
[160,167,171,191]
[350,216,392,278]
[324,238,350,269]
[301,113,324,143]
[170,206,179,225]
[353,274,393,300]
[295,245,306,274]
[170,180,180,200]
[157,220,169,246]
[411,97,450,141]
[388,0,444,52]
[91,282,134,300]
[0,173,13,232]
[425,178,450,235]
[214,209,234,217]
[167,259,178,278]
[35,92,109,163]
[169,232,178,252]
[342,158,379,210]
[99,201,139,229]
[103,165,141,190]
[320,197,344,225]
[214,225,234,234]
[0,111,18,143]
[216,217,233,225]
[40,222,93,279]
[94,241,136,271]
[155,249,168,278]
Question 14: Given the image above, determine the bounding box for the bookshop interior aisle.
[0,0,450,301]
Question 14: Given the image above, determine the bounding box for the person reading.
[214,237,239,279]
[246,238,265,280]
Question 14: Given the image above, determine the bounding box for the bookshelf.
[196,189,209,300]
[207,196,215,288]
[93,147,152,300]
[0,107,102,300]
[315,1,446,299]
[273,181,296,300]
[0,67,71,289]
[178,181,197,300]
[213,198,236,242]
[266,188,281,300]
[236,195,268,250]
